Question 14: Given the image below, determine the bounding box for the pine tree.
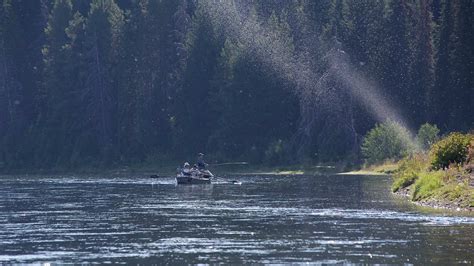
[434,1,474,130]
[446,1,474,130]
[209,10,299,162]
[173,4,222,156]
[343,0,385,135]
[82,0,124,163]
[0,0,45,167]
[433,0,452,129]
[0,0,472,168]
[63,11,88,165]
[408,0,435,126]
[380,0,412,120]
[324,0,348,42]
[0,0,20,165]
[38,0,75,165]
[116,0,153,161]
[305,0,332,36]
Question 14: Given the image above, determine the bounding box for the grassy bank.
[391,133,474,211]
[339,161,398,175]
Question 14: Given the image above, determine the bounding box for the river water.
[0,174,473,264]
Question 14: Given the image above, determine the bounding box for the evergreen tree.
[324,0,348,42]
[408,0,435,126]
[0,0,472,169]
[446,1,474,130]
[305,0,332,36]
[116,0,155,161]
[63,11,88,165]
[0,0,22,166]
[433,0,453,129]
[173,4,222,156]
[0,0,46,167]
[116,0,184,161]
[82,0,123,163]
[380,0,412,120]
[39,0,75,166]
[434,1,474,131]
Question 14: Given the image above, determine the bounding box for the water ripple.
[0,175,472,264]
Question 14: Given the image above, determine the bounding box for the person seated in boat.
[197,153,208,169]
[190,164,199,175]
[182,162,191,175]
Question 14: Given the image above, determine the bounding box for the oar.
[207,162,247,184]
[213,178,242,185]
[209,162,249,166]
[209,162,246,183]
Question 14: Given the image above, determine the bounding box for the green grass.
[391,150,473,210]
[411,171,443,201]
[391,154,428,192]
[432,181,474,209]
[367,161,399,174]
[392,170,418,192]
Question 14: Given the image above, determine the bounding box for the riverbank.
[394,184,473,212]
[359,132,474,212]
[392,159,473,212]
[352,160,473,213]
[356,160,474,212]
[393,168,473,212]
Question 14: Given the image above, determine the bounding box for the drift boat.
[176,168,213,185]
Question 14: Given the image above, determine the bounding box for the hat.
[198,153,204,156]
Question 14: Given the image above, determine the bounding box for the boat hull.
[176,176,212,185]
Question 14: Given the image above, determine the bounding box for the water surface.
[0,174,473,264]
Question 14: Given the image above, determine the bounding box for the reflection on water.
[0,174,473,264]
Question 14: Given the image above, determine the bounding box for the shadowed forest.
[0,0,473,170]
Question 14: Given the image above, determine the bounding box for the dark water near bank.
[0,174,473,264]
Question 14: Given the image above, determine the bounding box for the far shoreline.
[336,170,389,176]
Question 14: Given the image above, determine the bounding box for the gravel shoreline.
[394,186,473,212]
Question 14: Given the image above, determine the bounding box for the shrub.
[468,139,474,163]
[416,123,439,150]
[429,132,473,170]
[362,121,414,165]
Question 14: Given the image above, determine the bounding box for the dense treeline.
[0,0,472,169]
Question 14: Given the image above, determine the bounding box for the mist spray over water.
[200,1,418,152]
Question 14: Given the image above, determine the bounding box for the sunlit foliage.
[362,121,414,165]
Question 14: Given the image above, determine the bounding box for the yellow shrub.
[429,133,473,170]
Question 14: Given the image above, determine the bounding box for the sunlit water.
[0,174,473,264]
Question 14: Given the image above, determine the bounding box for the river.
[0,174,473,264]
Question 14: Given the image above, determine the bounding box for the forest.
[0,0,473,170]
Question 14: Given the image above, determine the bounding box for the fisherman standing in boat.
[197,153,208,169]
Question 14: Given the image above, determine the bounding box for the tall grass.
[411,171,443,201]
[391,154,428,192]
